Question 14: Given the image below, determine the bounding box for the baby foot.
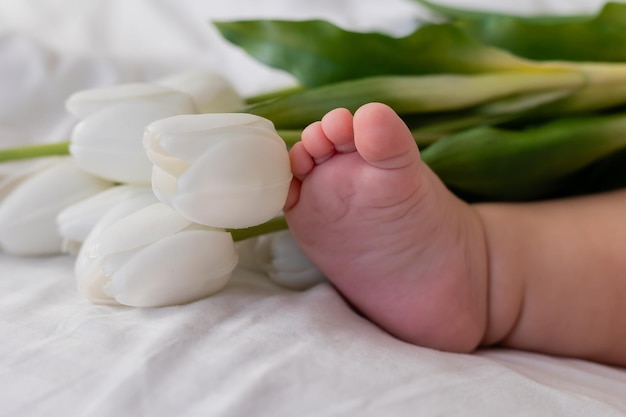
[284,103,489,352]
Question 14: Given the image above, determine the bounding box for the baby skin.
[284,103,626,367]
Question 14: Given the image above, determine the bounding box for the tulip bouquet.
[0,72,312,307]
[3,1,626,307]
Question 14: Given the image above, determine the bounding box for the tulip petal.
[104,229,238,307]
[269,268,326,291]
[145,113,275,150]
[100,247,140,278]
[76,254,121,305]
[144,142,189,177]
[149,125,284,164]
[172,135,292,228]
[172,183,290,229]
[156,71,245,113]
[82,188,159,244]
[57,185,151,244]
[69,146,155,185]
[256,231,326,290]
[150,166,178,204]
[89,203,193,258]
[66,83,197,118]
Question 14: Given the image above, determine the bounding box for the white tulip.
[0,158,113,255]
[143,113,292,229]
[76,202,238,307]
[70,99,195,184]
[56,185,154,254]
[65,83,197,119]
[238,230,326,290]
[157,71,245,113]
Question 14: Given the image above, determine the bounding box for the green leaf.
[246,71,584,129]
[214,19,542,88]
[416,1,626,62]
[415,0,592,24]
[421,113,626,200]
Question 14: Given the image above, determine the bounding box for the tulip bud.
[156,71,245,113]
[70,99,196,184]
[65,83,197,119]
[76,202,238,307]
[0,158,113,255]
[238,230,326,290]
[56,185,154,254]
[143,113,292,229]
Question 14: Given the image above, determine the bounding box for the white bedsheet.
[1,1,626,416]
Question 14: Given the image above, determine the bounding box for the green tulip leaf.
[246,71,584,129]
[415,1,626,62]
[214,19,540,87]
[421,113,626,200]
[414,0,592,24]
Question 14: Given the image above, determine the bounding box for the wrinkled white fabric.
[2,254,626,417]
[1,0,626,416]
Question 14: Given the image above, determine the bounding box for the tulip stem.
[229,216,288,241]
[0,141,71,162]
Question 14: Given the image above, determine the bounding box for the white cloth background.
[1,0,626,416]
